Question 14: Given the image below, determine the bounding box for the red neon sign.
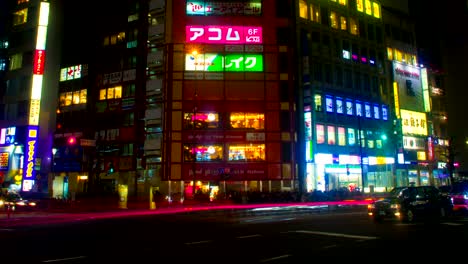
[33,50,46,75]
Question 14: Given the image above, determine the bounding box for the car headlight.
[367,204,375,209]
[16,201,26,206]
[390,204,400,209]
[0,200,4,206]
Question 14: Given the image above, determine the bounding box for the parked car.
[0,192,38,211]
[439,181,468,214]
[368,186,453,223]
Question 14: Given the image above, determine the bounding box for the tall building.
[0,0,61,196]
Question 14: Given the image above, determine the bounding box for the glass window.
[372,2,380,18]
[356,0,364,12]
[65,92,72,106]
[228,144,265,162]
[346,100,353,115]
[13,8,28,26]
[184,144,224,162]
[330,11,338,29]
[299,0,308,19]
[327,125,336,145]
[230,112,264,130]
[336,98,344,114]
[184,112,220,129]
[338,127,346,146]
[365,0,372,15]
[326,96,333,113]
[364,102,371,118]
[9,53,22,70]
[73,91,80,104]
[310,4,320,23]
[356,101,363,116]
[339,0,347,6]
[80,89,87,104]
[340,16,347,31]
[373,104,380,119]
[316,124,325,144]
[348,128,356,145]
[314,94,322,111]
[99,89,106,100]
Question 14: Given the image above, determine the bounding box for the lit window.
[9,53,22,70]
[356,0,364,12]
[310,4,320,23]
[350,17,358,35]
[339,0,347,6]
[314,94,322,111]
[316,124,325,144]
[299,0,308,19]
[348,128,356,145]
[327,126,336,145]
[184,144,224,162]
[99,89,107,100]
[365,0,372,15]
[228,144,265,162]
[73,91,80,104]
[184,112,220,129]
[338,127,346,146]
[330,12,338,29]
[65,92,72,106]
[13,8,28,26]
[230,112,264,130]
[387,47,393,60]
[372,2,380,18]
[80,89,87,104]
[340,16,347,31]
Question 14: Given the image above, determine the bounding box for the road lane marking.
[441,222,463,226]
[295,230,378,240]
[42,256,87,262]
[185,240,212,245]
[260,255,291,262]
[322,244,337,249]
[0,228,15,231]
[236,234,262,239]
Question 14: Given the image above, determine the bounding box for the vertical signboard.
[22,2,49,192]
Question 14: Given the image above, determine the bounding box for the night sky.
[409,0,468,172]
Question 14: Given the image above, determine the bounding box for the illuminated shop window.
[184,112,220,129]
[299,0,308,19]
[316,124,325,144]
[327,126,336,145]
[228,144,265,162]
[17,0,29,4]
[13,8,28,26]
[99,86,122,100]
[338,127,346,146]
[184,144,224,162]
[310,4,320,23]
[359,130,366,147]
[230,112,264,130]
[338,0,347,6]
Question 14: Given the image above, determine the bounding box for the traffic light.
[67,136,76,145]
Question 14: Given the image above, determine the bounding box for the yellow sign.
[400,109,427,136]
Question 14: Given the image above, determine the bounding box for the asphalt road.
[1,205,467,263]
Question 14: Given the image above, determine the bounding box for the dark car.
[439,181,468,214]
[367,186,453,223]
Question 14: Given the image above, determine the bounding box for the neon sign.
[185,53,263,71]
[186,25,262,44]
[186,1,262,16]
[33,50,45,74]
[60,64,83,81]
[400,109,427,136]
